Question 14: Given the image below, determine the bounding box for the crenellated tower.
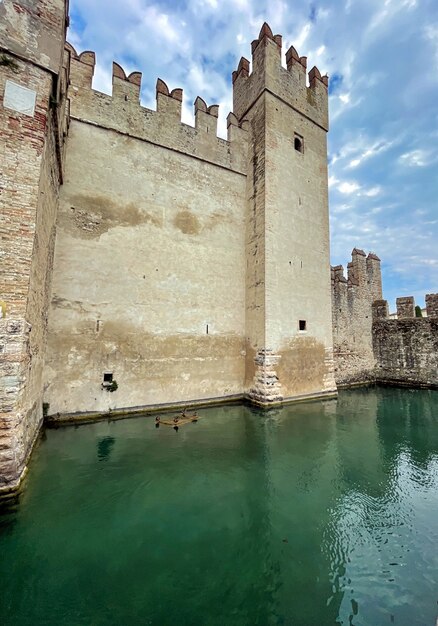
[331,249,383,385]
[233,23,336,404]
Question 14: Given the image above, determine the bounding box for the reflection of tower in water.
[97,436,115,462]
[250,401,345,624]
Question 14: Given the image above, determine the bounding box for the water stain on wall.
[62,194,162,239]
[44,318,246,412]
[173,209,233,236]
[173,210,201,235]
[46,318,245,370]
[245,341,256,387]
[277,336,328,396]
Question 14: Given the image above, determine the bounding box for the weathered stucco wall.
[331,249,382,386]
[44,114,247,414]
[0,0,67,492]
[372,295,438,388]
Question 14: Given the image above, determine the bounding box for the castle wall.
[331,250,382,386]
[372,295,438,388]
[0,0,68,491]
[43,57,248,414]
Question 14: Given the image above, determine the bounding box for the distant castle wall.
[372,294,438,388]
[331,249,382,385]
[332,252,438,389]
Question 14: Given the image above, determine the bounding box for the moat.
[1,387,437,626]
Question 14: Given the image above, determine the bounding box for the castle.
[1,1,437,494]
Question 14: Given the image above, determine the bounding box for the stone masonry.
[373,294,438,387]
[331,249,382,385]
[331,250,437,388]
[0,0,69,492]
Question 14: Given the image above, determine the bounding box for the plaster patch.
[4,80,36,116]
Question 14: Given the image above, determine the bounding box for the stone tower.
[0,0,69,493]
[233,24,336,404]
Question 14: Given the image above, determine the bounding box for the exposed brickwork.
[0,0,68,492]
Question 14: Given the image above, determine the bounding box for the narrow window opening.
[299,320,307,331]
[300,260,303,268]
[96,319,101,332]
[206,324,209,335]
[294,134,304,153]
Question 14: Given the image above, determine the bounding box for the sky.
[68,0,438,311]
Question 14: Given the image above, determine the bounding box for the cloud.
[399,150,433,167]
[338,181,360,194]
[347,140,394,168]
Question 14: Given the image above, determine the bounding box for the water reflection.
[97,436,115,462]
[0,388,437,626]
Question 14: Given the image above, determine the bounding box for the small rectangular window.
[103,372,113,383]
[299,320,307,331]
[294,133,304,153]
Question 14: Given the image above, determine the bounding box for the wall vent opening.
[294,134,304,153]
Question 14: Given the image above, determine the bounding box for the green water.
[1,387,437,626]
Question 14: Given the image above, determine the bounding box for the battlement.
[232,23,329,130]
[331,249,382,300]
[65,44,249,174]
[373,293,438,320]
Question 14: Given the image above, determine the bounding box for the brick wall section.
[0,58,53,317]
[0,1,68,492]
[372,295,438,388]
[0,58,63,489]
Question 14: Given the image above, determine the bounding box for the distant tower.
[233,24,336,404]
